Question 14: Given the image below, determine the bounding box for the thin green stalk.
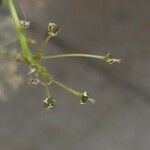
[38,35,52,55]
[53,79,81,97]
[7,0,49,76]
[45,84,51,97]
[40,35,52,50]
[42,53,106,61]
[7,0,31,58]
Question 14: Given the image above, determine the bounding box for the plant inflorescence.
[1,0,120,110]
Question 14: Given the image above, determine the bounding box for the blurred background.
[0,0,150,149]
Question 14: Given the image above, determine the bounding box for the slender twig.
[7,0,31,58]
[53,79,81,97]
[19,0,27,19]
[7,0,50,77]
[40,35,52,51]
[45,84,51,97]
[42,53,105,61]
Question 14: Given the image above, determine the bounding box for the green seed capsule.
[43,97,55,110]
[80,91,89,104]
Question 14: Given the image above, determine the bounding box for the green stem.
[40,35,52,50]
[7,0,32,59]
[7,0,47,75]
[53,79,81,97]
[38,35,52,55]
[42,53,106,61]
[45,84,51,98]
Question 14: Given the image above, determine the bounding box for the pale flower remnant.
[20,20,30,29]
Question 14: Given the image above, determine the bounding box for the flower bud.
[20,20,30,29]
[27,77,40,86]
[48,22,60,38]
[80,91,96,104]
[43,97,55,110]
[105,53,121,64]
[80,91,89,104]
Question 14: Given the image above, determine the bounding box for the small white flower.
[20,20,30,29]
[28,67,37,75]
[105,53,121,64]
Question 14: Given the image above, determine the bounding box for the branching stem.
[6,0,120,108]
